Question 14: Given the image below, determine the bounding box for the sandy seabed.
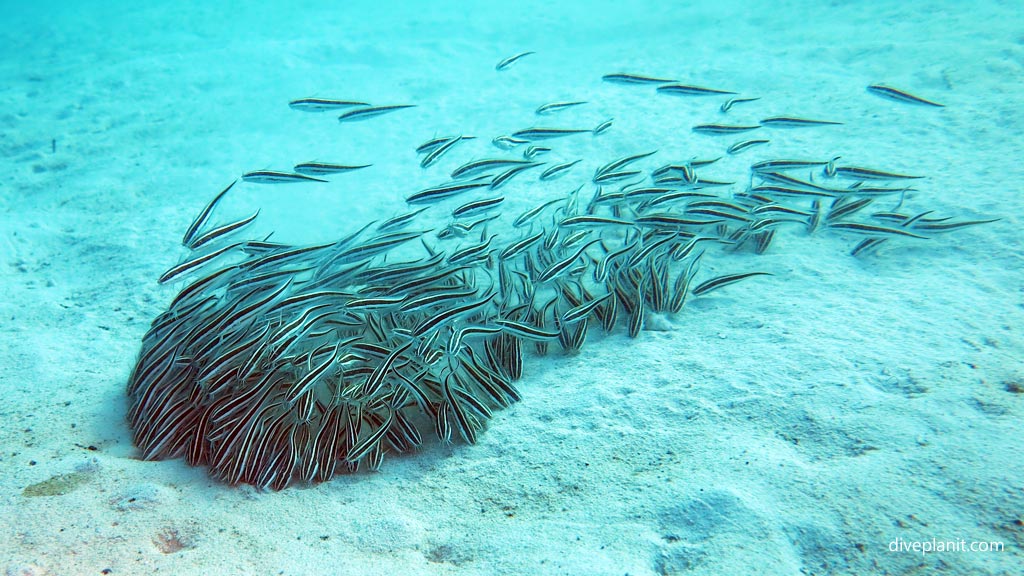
[1,1,1022,574]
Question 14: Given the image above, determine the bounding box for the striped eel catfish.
[127,68,990,490]
[866,84,945,107]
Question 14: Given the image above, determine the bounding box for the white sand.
[1,0,1022,574]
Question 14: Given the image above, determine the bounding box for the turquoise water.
[2,1,1022,574]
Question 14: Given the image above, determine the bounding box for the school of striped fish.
[127,54,990,490]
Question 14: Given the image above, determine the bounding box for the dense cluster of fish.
[127,55,988,489]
